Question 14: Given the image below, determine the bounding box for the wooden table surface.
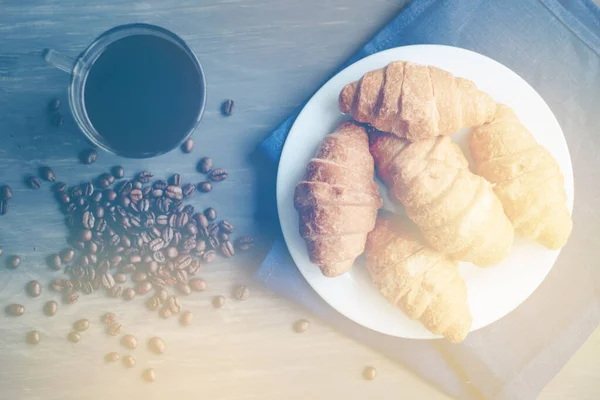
[0,1,598,399]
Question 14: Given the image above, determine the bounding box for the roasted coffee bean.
[1,185,13,200]
[97,173,112,189]
[204,207,217,221]
[176,282,191,295]
[133,271,148,283]
[131,180,141,190]
[148,337,166,354]
[48,98,61,112]
[82,149,98,165]
[159,306,172,319]
[91,191,103,202]
[221,240,234,258]
[6,303,25,316]
[116,180,132,196]
[182,138,194,153]
[203,250,217,263]
[208,235,220,251]
[82,182,94,196]
[70,185,83,198]
[101,272,115,289]
[105,188,118,201]
[48,254,62,270]
[176,213,189,229]
[40,166,56,182]
[165,246,179,260]
[180,311,193,326]
[148,238,165,252]
[175,268,189,283]
[149,275,165,288]
[212,295,225,309]
[121,334,138,350]
[190,278,207,292]
[114,273,127,283]
[235,285,250,301]
[136,171,153,183]
[80,229,93,242]
[122,355,136,369]
[166,296,181,314]
[142,368,156,382]
[0,200,8,215]
[109,285,123,297]
[219,220,234,234]
[26,280,42,297]
[220,232,229,242]
[28,176,42,189]
[130,254,142,263]
[107,174,116,184]
[27,330,41,345]
[107,322,123,336]
[182,183,195,198]
[175,255,192,270]
[105,352,120,362]
[150,180,165,191]
[165,185,183,200]
[183,223,198,236]
[68,331,81,343]
[129,189,143,202]
[197,156,213,174]
[102,312,117,325]
[74,319,90,332]
[151,189,163,198]
[194,239,207,254]
[51,113,64,127]
[170,174,182,187]
[196,181,212,194]
[95,218,107,233]
[120,235,131,248]
[120,263,136,274]
[136,281,152,295]
[7,256,21,270]
[146,295,161,311]
[293,319,309,333]
[66,203,77,214]
[43,300,58,316]
[236,236,255,251]
[93,205,105,219]
[122,287,136,301]
[53,182,66,193]
[82,211,95,229]
[156,289,169,303]
[363,366,377,381]
[221,99,234,116]
[209,168,228,182]
[112,165,125,179]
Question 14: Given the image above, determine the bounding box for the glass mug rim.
[52,23,207,158]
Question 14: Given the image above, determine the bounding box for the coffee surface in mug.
[83,34,204,156]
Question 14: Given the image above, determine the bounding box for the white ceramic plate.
[276,45,574,339]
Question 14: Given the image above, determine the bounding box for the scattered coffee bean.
[221,240,234,258]
[65,292,79,304]
[198,181,212,193]
[166,296,180,314]
[6,304,25,316]
[81,149,98,165]
[212,295,225,309]
[53,182,67,192]
[204,207,217,221]
[0,201,7,216]
[121,334,138,350]
[293,319,309,333]
[156,289,169,302]
[180,311,193,326]
[107,322,123,336]
[170,174,182,187]
[146,295,161,311]
[182,138,194,153]
[363,366,377,381]
[136,171,154,183]
[27,330,41,345]
[176,282,192,296]
[7,255,20,269]
[136,281,152,295]
[1,185,12,201]
[209,168,228,182]
[41,166,56,182]
[236,236,255,251]
[197,157,213,174]
[112,166,125,179]
[221,99,234,116]
[122,355,136,368]
[102,312,117,325]
[142,368,156,382]
[148,337,166,354]
[203,250,216,263]
[28,176,42,189]
[26,280,42,297]
[48,254,62,270]
[67,331,81,343]
[51,112,64,127]
[43,300,58,316]
[182,183,195,198]
[159,306,172,319]
[61,248,75,263]
[189,278,206,292]
[74,319,90,332]
[165,185,183,200]
[122,287,136,301]
[105,352,120,362]
[235,285,250,301]
[80,229,92,242]
[48,98,61,112]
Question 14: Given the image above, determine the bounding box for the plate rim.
[276,44,574,339]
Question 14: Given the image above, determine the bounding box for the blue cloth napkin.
[254,1,600,399]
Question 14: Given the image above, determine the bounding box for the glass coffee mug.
[44,23,207,158]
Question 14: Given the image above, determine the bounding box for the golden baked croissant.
[294,122,383,277]
[339,61,497,141]
[369,131,514,266]
[366,216,471,343]
[470,104,573,249]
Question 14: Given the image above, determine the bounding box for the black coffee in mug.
[83,34,205,156]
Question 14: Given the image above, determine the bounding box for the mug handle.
[43,48,76,74]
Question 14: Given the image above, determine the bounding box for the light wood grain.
[0,0,598,399]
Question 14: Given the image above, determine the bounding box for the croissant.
[470,104,573,249]
[294,122,383,277]
[366,216,471,343]
[369,131,514,266]
[339,61,497,141]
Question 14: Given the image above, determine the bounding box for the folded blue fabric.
[255,1,600,399]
